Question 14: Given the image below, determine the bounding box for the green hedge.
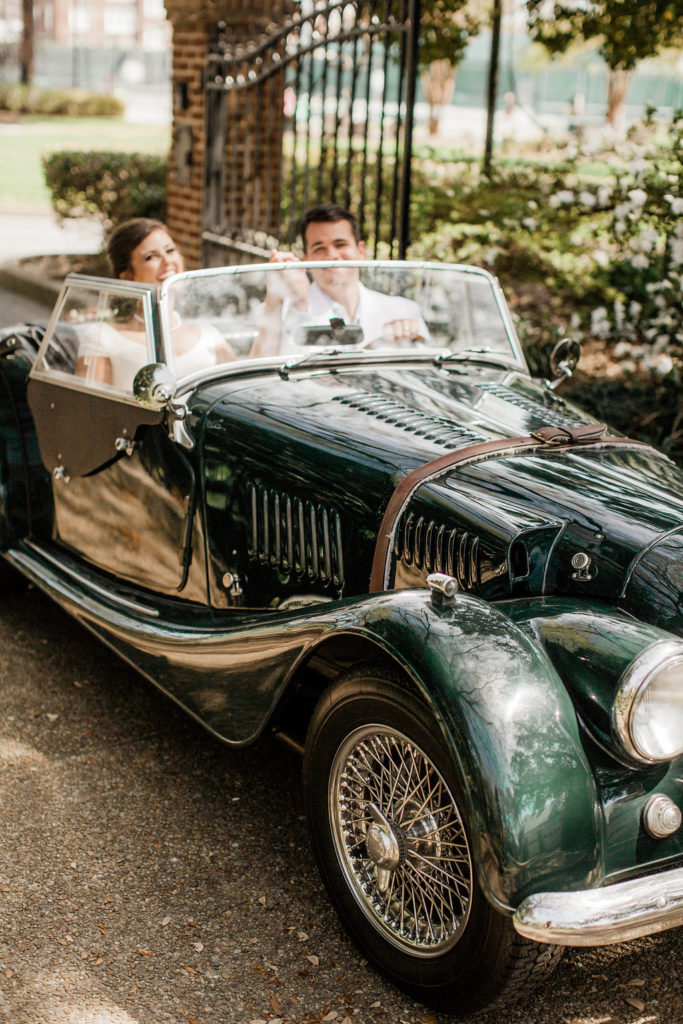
[42,150,167,228]
[0,83,124,117]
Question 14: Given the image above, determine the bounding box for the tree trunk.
[606,67,634,135]
[19,0,34,86]
[483,0,502,179]
[420,59,457,137]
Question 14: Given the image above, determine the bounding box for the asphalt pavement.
[1,208,683,1024]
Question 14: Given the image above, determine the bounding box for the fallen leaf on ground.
[270,992,283,1014]
[297,931,309,941]
[137,948,153,957]
[161,916,171,926]
[306,955,319,966]
[183,965,198,975]
[624,996,645,1011]
[627,978,646,987]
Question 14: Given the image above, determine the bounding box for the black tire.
[303,665,562,1015]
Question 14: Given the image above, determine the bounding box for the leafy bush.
[0,83,123,117]
[407,114,682,458]
[42,150,167,228]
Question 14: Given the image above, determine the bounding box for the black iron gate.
[202,0,421,266]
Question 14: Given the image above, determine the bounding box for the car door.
[26,275,207,601]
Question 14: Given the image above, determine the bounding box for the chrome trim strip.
[513,865,683,946]
[14,542,160,618]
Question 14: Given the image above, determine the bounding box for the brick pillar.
[164,0,286,268]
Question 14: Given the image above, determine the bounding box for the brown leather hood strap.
[368,427,653,593]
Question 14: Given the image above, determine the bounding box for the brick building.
[164,0,287,268]
[1,0,170,50]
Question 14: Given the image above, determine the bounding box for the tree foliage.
[419,0,485,69]
[526,0,683,72]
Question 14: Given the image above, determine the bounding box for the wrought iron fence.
[202,0,420,266]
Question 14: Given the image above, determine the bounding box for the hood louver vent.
[394,511,481,591]
[478,383,583,429]
[248,483,344,586]
[333,392,486,449]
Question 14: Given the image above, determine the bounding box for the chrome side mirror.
[548,338,581,390]
[133,363,178,411]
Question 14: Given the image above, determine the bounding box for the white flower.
[629,301,642,318]
[614,341,632,358]
[590,307,611,338]
[579,190,597,207]
[628,188,648,208]
[549,189,574,208]
[638,227,660,253]
[631,253,649,269]
[655,354,674,375]
[597,185,613,206]
[522,217,537,231]
[669,238,683,267]
[615,202,631,220]
[664,194,683,215]
[629,158,649,176]
[593,249,609,266]
[613,299,625,328]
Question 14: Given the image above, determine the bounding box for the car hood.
[196,360,683,632]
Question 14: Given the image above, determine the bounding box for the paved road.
[0,208,102,328]
[0,208,103,263]
[1,230,682,1024]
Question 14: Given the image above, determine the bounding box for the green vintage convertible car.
[1,260,682,1014]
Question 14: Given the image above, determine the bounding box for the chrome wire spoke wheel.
[329,723,472,957]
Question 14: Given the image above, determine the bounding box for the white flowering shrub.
[408,112,682,458]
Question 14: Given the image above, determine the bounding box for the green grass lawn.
[0,116,170,208]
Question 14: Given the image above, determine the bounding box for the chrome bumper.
[513,865,683,946]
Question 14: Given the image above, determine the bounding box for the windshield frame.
[160,260,529,385]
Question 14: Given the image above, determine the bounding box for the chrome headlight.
[613,640,683,763]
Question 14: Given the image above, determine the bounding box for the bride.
[75,218,235,389]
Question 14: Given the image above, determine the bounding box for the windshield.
[163,261,524,373]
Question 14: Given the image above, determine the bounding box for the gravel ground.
[0,583,682,1024]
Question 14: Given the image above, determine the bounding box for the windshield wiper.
[278,346,365,380]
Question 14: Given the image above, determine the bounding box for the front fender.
[335,589,601,913]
